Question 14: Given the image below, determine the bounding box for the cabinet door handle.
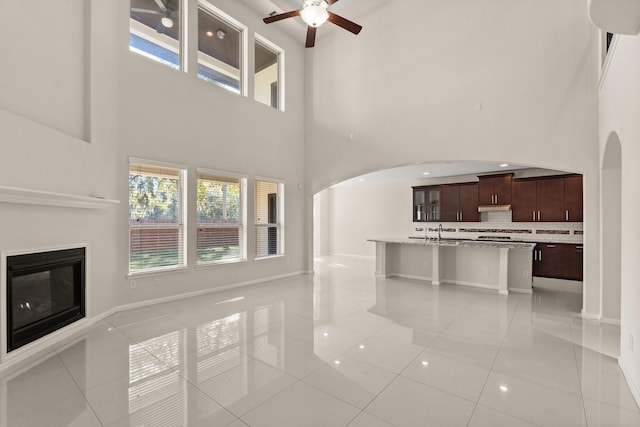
[538,211,541,221]
[566,210,569,221]
[460,212,463,221]
[534,250,537,261]
[533,211,536,221]
[546,245,556,248]
[539,250,542,261]
[496,194,498,204]
[576,246,583,250]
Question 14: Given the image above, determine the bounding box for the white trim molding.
[0,185,119,209]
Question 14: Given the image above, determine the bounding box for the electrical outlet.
[130,280,137,289]
[523,270,529,277]
[483,267,489,275]
[154,278,160,286]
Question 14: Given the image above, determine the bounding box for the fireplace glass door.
[7,248,85,352]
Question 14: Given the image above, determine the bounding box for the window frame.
[128,157,188,277]
[197,0,248,96]
[195,168,248,267]
[254,33,285,111]
[129,0,186,71]
[254,177,285,260]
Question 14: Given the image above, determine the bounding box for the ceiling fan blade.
[263,10,300,24]
[153,0,168,13]
[131,8,163,15]
[327,12,362,35]
[305,26,317,48]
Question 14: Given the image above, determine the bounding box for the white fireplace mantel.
[0,185,119,209]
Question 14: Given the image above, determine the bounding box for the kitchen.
[314,162,584,295]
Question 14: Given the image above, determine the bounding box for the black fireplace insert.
[6,247,85,352]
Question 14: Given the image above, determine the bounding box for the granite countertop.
[367,237,537,250]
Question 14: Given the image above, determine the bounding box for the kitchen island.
[368,238,536,294]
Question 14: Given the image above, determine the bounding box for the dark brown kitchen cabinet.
[533,243,583,281]
[565,244,584,281]
[512,174,583,222]
[440,183,479,222]
[478,174,513,206]
[536,177,566,222]
[564,175,583,222]
[413,186,441,222]
[511,180,537,222]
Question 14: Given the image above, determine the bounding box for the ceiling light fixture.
[300,0,329,27]
[206,30,213,37]
[500,163,509,168]
[216,29,226,40]
[423,172,430,176]
[161,16,174,28]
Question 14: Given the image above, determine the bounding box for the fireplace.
[6,247,85,352]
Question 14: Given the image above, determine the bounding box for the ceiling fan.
[263,0,362,48]
[131,0,178,29]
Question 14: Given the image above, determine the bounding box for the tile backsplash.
[411,210,583,243]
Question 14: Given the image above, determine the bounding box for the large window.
[254,179,284,258]
[254,35,284,110]
[197,170,247,265]
[129,160,187,274]
[197,2,247,95]
[130,0,182,69]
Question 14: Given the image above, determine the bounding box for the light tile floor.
[1,255,638,426]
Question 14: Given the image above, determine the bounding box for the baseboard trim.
[580,309,602,321]
[509,288,533,294]
[389,273,432,282]
[601,316,621,326]
[619,357,640,409]
[115,270,307,313]
[0,270,306,373]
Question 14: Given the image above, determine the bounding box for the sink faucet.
[438,224,443,242]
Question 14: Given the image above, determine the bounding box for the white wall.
[305,0,601,316]
[598,34,640,405]
[0,0,119,321]
[116,0,307,304]
[327,182,412,257]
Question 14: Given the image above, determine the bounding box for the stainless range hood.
[477,204,512,212]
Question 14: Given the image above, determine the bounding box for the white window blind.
[197,171,246,264]
[129,162,186,273]
[254,180,284,258]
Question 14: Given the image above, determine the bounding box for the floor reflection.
[0,255,637,426]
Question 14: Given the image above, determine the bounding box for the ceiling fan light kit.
[262,0,362,48]
[300,1,329,27]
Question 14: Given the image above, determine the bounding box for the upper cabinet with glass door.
[413,186,441,222]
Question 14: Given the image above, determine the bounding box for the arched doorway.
[601,132,622,323]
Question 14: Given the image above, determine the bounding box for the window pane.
[197,178,240,224]
[130,228,180,270]
[130,0,181,69]
[255,41,279,109]
[197,228,240,263]
[129,165,180,224]
[255,181,281,258]
[197,6,241,93]
[129,162,185,273]
[197,172,246,264]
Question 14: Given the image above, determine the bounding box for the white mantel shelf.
[0,185,120,209]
